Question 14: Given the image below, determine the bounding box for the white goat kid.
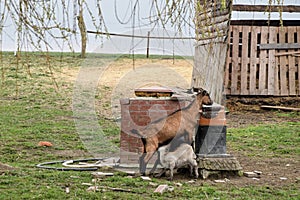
[155,143,199,180]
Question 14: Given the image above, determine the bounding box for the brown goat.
[131,88,213,174]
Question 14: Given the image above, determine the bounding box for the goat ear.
[197,88,207,95]
[187,88,193,94]
[192,87,200,93]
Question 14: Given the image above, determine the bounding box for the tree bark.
[77,1,87,58]
[192,0,232,104]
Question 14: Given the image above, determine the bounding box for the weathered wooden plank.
[260,43,300,50]
[279,27,288,96]
[232,4,300,13]
[241,25,250,95]
[249,26,259,94]
[287,26,297,95]
[224,26,232,95]
[231,25,240,95]
[258,26,268,95]
[297,27,300,95]
[261,105,300,112]
[193,43,228,103]
[275,51,300,56]
[275,54,280,96]
[193,0,231,103]
[268,27,277,95]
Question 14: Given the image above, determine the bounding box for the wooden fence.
[225,24,300,96]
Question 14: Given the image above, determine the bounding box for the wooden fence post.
[146,31,150,58]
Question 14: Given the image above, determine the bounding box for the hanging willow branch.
[2,0,108,56]
[0,0,109,95]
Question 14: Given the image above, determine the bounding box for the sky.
[1,0,300,56]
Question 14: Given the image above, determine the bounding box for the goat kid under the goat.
[153,142,199,181]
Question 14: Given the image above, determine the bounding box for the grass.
[0,52,299,199]
[227,121,300,157]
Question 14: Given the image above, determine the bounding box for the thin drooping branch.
[2,0,107,55]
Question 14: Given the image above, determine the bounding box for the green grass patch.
[227,121,300,157]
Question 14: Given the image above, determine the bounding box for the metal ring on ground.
[36,158,106,171]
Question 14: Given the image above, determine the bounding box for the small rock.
[92,172,114,177]
[252,177,260,181]
[167,186,174,192]
[254,170,262,175]
[123,171,136,176]
[214,178,230,183]
[87,186,98,192]
[214,180,226,183]
[149,182,158,187]
[65,187,70,194]
[141,176,152,181]
[279,177,287,180]
[243,171,259,178]
[286,164,290,167]
[175,182,183,187]
[82,183,93,186]
[154,184,169,194]
[187,180,196,184]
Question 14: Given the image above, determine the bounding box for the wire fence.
[87,29,196,57]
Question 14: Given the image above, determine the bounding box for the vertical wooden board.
[259,26,268,95]
[193,42,228,104]
[231,25,239,95]
[268,27,277,95]
[237,26,243,93]
[274,52,280,96]
[296,54,300,96]
[241,25,250,95]
[278,26,288,95]
[287,26,296,95]
[224,58,231,94]
[249,26,258,95]
[224,26,233,95]
[296,26,300,95]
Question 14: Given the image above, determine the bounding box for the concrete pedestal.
[196,104,242,179]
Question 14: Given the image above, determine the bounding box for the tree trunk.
[77,1,87,58]
[192,0,232,104]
